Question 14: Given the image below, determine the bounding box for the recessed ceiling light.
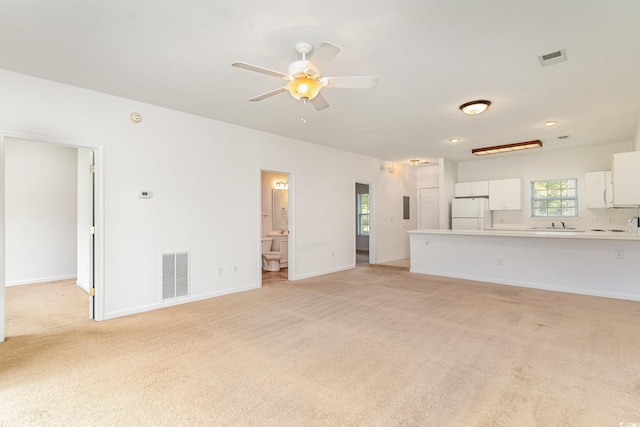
[459,100,491,115]
[544,120,559,127]
[449,138,460,144]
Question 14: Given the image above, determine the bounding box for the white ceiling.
[1,1,639,163]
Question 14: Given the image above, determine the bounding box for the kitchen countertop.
[408,228,640,241]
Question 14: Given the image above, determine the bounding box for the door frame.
[0,131,105,342]
[354,180,375,265]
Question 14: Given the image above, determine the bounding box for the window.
[531,179,577,217]
[357,193,370,235]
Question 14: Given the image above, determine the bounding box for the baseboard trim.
[103,283,261,320]
[6,275,78,287]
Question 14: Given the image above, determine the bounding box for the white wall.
[5,139,77,285]
[439,158,457,229]
[457,141,635,229]
[0,70,416,320]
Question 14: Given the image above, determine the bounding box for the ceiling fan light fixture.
[286,77,321,101]
[460,100,491,115]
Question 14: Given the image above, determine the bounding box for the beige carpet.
[2,266,640,426]
[5,279,90,336]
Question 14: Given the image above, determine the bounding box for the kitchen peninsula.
[408,229,640,301]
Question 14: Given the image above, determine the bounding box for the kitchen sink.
[528,227,579,231]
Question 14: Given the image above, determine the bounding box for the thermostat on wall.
[139,190,152,199]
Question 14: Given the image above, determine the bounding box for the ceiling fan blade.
[310,92,329,111]
[321,76,379,89]
[248,87,287,101]
[231,62,288,79]
[308,42,341,71]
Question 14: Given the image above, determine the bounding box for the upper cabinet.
[585,170,613,208]
[489,178,523,210]
[612,152,640,206]
[454,180,489,198]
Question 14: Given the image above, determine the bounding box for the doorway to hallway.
[355,182,371,265]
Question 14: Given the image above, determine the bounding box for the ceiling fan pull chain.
[300,98,308,124]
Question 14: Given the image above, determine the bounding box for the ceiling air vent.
[538,49,567,67]
[557,135,571,140]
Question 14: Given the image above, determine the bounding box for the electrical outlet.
[331,251,335,258]
[233,265,238,274]
[591,218,599,223]
[497,257,503,266]
[615,249,624,259]
[217,267,223,276]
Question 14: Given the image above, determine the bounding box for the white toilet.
[261,237,282,271]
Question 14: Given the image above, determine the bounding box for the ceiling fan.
[231,42,378,111]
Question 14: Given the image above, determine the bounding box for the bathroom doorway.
[260,170,292,285]
[355,182,371,265]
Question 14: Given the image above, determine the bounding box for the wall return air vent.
[538,49,567,67]
[162,252,189,300]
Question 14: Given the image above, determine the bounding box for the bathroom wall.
[0,69,417,323]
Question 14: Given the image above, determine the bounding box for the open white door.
[77,148,95,319]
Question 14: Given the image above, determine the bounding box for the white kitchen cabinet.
[454,180,489,198]
[612,151,640,206]
[489,178,522,210]
[585,171,613,208]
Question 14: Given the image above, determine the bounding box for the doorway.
[260,170,293,285]
[355,182,372,265]
[0,132,104,342]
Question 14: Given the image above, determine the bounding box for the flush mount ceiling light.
[448,138,461,144]
[472,140,542,156]
[409,159,421,165]
[459,100,491,115]
[543,120,559,127]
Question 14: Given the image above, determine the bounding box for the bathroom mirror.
[272,189,288,231]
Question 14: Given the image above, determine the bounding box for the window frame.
[357,193,370,236]
[530,178,578,218]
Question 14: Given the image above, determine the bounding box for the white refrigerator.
[451,198,491,230]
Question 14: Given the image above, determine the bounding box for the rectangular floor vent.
[162,252,189,300]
